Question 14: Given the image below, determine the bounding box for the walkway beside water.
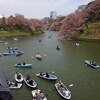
[0,72,10,100]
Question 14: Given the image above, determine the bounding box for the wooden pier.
[0,73,10,100]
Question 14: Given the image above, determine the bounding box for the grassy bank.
[0,28,44,37]
[78,22,100,40]
[0,29,31,37]
[33,28,44,35]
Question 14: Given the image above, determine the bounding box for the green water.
[0,31,100,100]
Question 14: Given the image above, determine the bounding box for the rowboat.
[3,52,16,56]
[55,82,71,99]
[15,64,32,68]
[15,51,24,56]
[15,72,24,83]
[56,46,60,50]
[36,73,57,80]
[24,78,37,88]
[32,89,47,100]
[13,37,18,41]
[8,82,22,89]
[76,43,80,46]
[7,47,18,50]
[85,60,99,68]
[36,53,42,59]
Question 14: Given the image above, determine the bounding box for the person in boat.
[45,72,49,78]
[92,61,96,66]
[39,72,43,76]
[90,60,93,64]
[23,61,26,65]
[39,72,45,76]
[33,91,43,99]
[13,50,15,53]
[17,61,21,65]
[6,80,12,87]
[18,51,21,54]
[18,51,23,55]
[28,78,33,85]
[90,60,96,66]
[58,81,66,96]
[8,46,10,49]
[56,45,60,50]
[37,53,40,56]
[33,93,40,99]
[16,71,21,79]
[8,46,11,53]
[14,80,18,87]
[58,80,62,84]
[6,80,9,85]
[58,80,63,89]
[26,75,31,80]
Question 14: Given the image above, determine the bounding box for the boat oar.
[69,84,73,87]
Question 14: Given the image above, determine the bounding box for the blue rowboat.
[15,64,32,68]
[36,73,57,80]
[3,52,16,56]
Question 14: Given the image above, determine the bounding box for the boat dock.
[0,72,10,100]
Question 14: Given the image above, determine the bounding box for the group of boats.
[14,59,100,70]
[7,72,37,89]
[10,59,99,99]
[7,71,71,100]
[2,46,24,56]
